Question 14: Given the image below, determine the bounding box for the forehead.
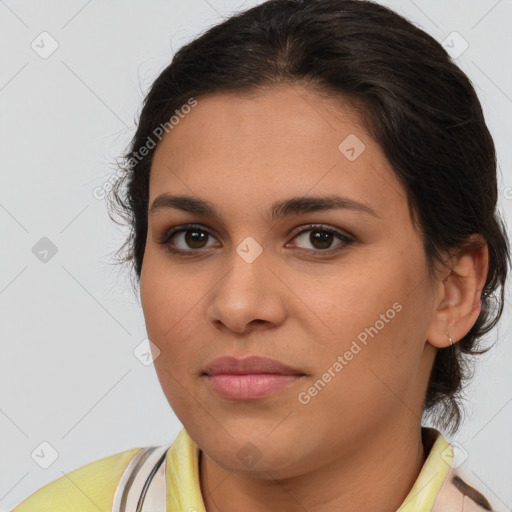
[149,85,407,221]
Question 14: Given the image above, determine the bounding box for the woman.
[11,0,509,510]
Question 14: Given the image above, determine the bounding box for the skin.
[139,84,489,512]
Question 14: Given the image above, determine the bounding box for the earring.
[446,331,453,346]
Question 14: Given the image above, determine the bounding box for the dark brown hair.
[108,0,510,434]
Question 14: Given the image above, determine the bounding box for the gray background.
[1,0,511,510]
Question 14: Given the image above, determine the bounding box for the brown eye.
[159,223,354,257]
[160,224,219,253]
[182,229,209,249]
[308,230,335,250]
[289,224,354,253]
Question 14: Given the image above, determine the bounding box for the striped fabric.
[399,428,494,511]
[11,427,495,511]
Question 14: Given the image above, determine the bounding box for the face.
[140,85,440,478]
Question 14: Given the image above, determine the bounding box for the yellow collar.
[398,427,452,511]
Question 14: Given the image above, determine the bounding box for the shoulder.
[11,446,142,512]
[407,428,497,512]
[433,467,495,511]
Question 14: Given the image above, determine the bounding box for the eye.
[287,224,354,254]
[159,224,219,255]
[158,223,354,256]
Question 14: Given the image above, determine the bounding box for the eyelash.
[158,223,355,257]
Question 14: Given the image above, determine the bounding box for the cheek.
[141,246,186,324]
[309,265,400,343]
[312,262,425,384]
[140,255,202,413]
[140,251,194,359]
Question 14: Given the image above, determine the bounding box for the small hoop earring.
[446,331,453,346]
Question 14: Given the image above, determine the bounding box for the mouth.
[201,355,306,401]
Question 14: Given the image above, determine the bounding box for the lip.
[203,355,304,376]
[202,356,306,401]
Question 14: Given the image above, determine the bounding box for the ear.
[426,234,489,349]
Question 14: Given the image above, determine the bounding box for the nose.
[207,246,287,335]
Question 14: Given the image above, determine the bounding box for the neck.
[199,418,427,512]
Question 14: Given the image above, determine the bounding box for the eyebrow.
[149,194,380,220]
